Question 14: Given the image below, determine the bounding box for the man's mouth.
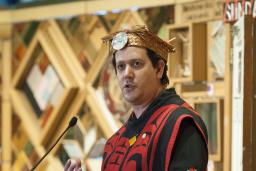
[123,83,135,91]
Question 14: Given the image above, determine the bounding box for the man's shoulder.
[105,125,127,144]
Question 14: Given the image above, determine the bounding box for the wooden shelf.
[166,22,207,83]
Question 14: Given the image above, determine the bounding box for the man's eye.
[117,64,125,70]
[133,61,143,68]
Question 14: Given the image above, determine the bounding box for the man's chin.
[123,95,136,104]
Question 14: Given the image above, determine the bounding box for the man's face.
[115,46,164,106]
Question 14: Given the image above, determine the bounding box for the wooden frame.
[11,151,30,171]
[192,97,222,161]
[166,22,207,83]
[11,27,78,145]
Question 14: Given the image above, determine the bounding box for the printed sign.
[224,0,256,22]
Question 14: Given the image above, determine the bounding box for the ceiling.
[0,0,86,9]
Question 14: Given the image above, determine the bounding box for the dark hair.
[112,48,169,86]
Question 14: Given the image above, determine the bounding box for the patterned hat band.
[102,25,175,60]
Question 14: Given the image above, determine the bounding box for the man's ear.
[156,60,165,79]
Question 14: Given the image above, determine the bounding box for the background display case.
[166,22,207,83]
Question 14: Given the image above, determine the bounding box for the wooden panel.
[223,23,232,171]
[0,24,12,38]
[252,18,256,171]
[192,22,207,81]
[243,15,256,171]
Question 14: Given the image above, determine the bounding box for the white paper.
[49,82,64,107]
[63,142,84,159]
[27,65,43,95]
[34,65,60,110]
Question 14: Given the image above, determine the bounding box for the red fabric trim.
[164,114,208,171]
[102,126,126,169]
[148,105,178,171]
[193,120,208,145]
[181,102,208,144]
[182,102,200,116]
[164,114,192,171]
[189,167,196,171]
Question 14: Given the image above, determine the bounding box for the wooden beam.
[0,11,11,24]
[252,18,256,171]
[243,15,256,171]
[0,0,198,24]
[0,24,12,38]
[1,38,12,171]
[223,23,232,171]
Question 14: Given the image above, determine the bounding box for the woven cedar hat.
[102,25,175,61]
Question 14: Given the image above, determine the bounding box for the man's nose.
[124,65,134,77]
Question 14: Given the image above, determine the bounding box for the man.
[65,25,208,171]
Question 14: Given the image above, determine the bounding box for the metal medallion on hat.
[111,32,128,50]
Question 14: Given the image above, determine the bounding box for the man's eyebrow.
[117,58,143,63]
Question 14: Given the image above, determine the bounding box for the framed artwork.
[193,98,222,161]
[11,27,78,144]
